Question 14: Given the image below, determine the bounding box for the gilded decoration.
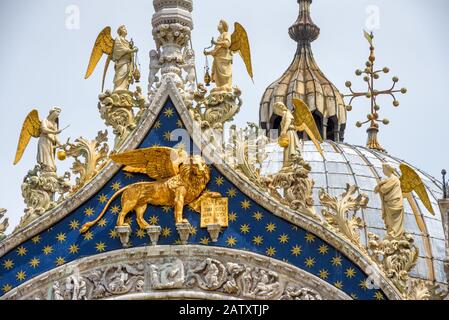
[1,0,447,302]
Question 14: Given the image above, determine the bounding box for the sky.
[0,0,448,231]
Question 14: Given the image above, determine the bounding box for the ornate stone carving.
[0,209,8,240]
[80,264,144,300]
[242,268,281,299]
[187,258,227,291]
[405,279,446,300]
[262,154,319,221]
[319,184,367,246]
[225,123,268,189]
[98,87,147,150]
[51,272,87,300]
[368,232,418,293]
[280,284,322,300]
[150,21,195,107]
[190,86,242,134]
[17,165,71,231]
[150,259,185,289]
[64,130,109,193]
[5,246,354,300]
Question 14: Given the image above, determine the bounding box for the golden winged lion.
[80,147,220,233]
[204,20,253,93]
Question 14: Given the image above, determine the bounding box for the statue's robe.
[112,36,134,92]
[281,111,302,167]
[37,118,59,172]
[378,175,405,239]
[211,32,232,92]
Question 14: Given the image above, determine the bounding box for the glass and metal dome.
[261,141,446,285]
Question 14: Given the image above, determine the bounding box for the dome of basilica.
[261,140,447,286]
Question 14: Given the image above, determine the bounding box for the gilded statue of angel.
[85,25,139,92]
[204,20,253,94]
[13,108,64,173]
[375,163,435,239]
[80,147,221,233]
[273,99,324,166]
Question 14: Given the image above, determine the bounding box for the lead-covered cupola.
[260,0,347,142]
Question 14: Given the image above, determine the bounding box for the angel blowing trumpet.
[80,147,221,233]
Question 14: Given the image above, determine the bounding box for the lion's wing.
[110,147,188,180]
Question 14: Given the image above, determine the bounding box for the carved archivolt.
[2,246,346,300]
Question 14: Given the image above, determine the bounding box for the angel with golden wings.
[85,25,138,92]
[204,20,253,94]
[13,108,64,173]
[274,99,324,167]
[375,163,435,239]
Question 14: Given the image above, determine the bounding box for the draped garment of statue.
[377,174,405,239]
[210,31,233,93]
[37,118,60,172]
[112,35,134,91]
[281,110,302,167]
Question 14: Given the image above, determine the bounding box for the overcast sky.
[1,0,448,231]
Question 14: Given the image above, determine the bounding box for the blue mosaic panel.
[0,99,386,300]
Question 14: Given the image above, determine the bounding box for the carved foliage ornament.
[63,130,109,193]
[368,232,418,294]
[319,184,367,246]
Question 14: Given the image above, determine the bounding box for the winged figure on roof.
[13,108,64,173]
[80,147,221,233]
[274,99,324,167]
[204,20,253,94]
[375,163,435,239]
[85,25,139,92]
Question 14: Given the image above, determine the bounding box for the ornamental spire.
[260,0,347,142]
[289,0,320,44]
[149,0,196,105]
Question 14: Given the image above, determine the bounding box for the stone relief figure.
[250,270,280,298]
[150,259,185,290]
[108,265,129,292]
[148,49,162,91]
[181,48,196,91]
[280,284,322,300]
[51,273,87,300]
[64,275,87,300]
[187,258,227,291]
[223,263,245,294]
[52,282,64,300]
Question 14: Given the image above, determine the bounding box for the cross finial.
[344,32,407,152]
